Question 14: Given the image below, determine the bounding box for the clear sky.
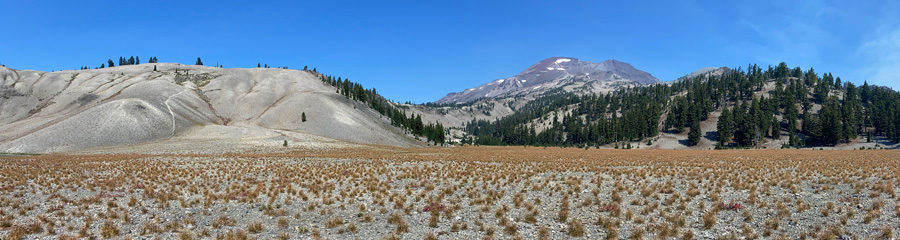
[2,1,898,103]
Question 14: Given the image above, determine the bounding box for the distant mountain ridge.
[435,57,660,104]
[458,62,900,150]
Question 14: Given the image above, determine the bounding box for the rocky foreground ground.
[0,147,898,239]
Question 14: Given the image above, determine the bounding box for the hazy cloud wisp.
[857,26,900,89]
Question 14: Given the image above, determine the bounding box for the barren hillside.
[0,64,423,153]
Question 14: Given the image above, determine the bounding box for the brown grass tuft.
[247,220,264,233]
[567,218,585,237]
[325,216,344,228]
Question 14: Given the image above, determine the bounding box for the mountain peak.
[436,57,660,104]
[518,57,580,75]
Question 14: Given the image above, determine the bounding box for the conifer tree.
[688,117,701,146]
[786,97,799,145]
[770,115,780,138]
[820,96,844,145]
[803,111,822,146]
[195,57,203,66]
[717,107,733,144]
[842,83,860,141]
[750,98,763,145]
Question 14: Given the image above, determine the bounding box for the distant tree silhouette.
[107,59,114,67]
[195,57,203,66]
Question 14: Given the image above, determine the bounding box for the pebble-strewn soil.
[1,147,898,239]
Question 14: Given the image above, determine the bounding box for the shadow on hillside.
[705,131,717,142]
[663,129,683,135]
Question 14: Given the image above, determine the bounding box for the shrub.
[523,209,538,223]
[8,221,42,240]
[213,215,236,228]
[537,226,550,240]
[599,204,619,212]
[702,211,716,229]
[387,212,402,224]
[277,232,290,240]
[428,212,439,228]
[567,219,585,237]
[557,209,568,222]
[504,221,517,234]
[395,219,409,233]
[277,217,289,229]
[345,222,357,233]
[325,216,344,228]
[101,221,119,238]
[178,229,193,240]
[423,202,446,212]
[717,202,745,211]
[247,220,264,233]
[217,229,249,240]
[424,231,438,240]
[881,225,894,239]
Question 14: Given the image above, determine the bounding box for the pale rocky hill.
[0,63,422,153]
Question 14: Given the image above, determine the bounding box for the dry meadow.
[1,147,898,239]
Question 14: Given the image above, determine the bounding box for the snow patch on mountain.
[435,57,660,104]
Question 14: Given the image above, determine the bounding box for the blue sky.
[2,1,898,103]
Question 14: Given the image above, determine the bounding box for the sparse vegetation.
[567,218,585,237]
[325,216,344,228]
[247,220,264,233]
[0,147,896,239]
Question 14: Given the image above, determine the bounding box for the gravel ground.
[0,147,898,239]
